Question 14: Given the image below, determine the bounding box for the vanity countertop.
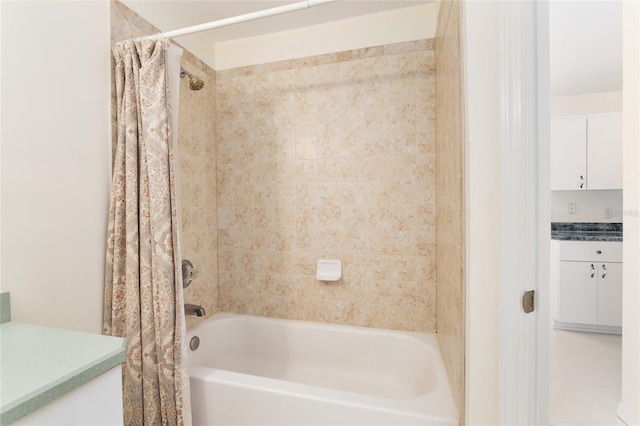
[0,321,126,425]
[551,222,623,242]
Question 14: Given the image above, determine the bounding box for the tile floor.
[550,328,623,425]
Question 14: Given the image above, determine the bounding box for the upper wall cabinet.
[551,117,587,190]
[550,113,622,191]
[587,114,623,189]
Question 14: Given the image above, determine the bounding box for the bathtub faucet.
[185,304,206,317]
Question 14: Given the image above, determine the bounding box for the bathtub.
[187,313,458,426]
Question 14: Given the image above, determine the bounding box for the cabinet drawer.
[558,241,622,262]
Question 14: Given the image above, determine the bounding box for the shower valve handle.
[182,259,198,288]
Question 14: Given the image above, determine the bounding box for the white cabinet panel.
[550,117,587,190]
[587,114,623,190]
[597,262,623,327]
[551,113,622,191]
[558,240,623,263]
[557,261,598,324]
[553,241,622,332]
[13,366,123,426]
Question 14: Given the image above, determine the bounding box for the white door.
[587,114,623,190]
[557,261,598,324]
[550,117,587,190]
[597,262,623,327]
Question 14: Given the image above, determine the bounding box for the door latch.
[522,290,535,314]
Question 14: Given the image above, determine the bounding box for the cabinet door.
[597,262,623,327]
[587,114,622,190]
[556,261,598,324]
[550,117,587,190]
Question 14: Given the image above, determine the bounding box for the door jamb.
[497,1,550,424]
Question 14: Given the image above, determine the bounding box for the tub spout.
[185,304,206,317]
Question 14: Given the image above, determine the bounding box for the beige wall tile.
[217,40,436,333]
[435,0,466,421]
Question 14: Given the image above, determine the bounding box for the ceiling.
[120,0,431,67]
[549,1,622,97]
[121,0,623,97]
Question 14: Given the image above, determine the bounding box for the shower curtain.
[104,38,191,426]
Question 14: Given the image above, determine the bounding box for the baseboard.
[617,401,639,426]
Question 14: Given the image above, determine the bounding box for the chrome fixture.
[180,69,204,91]
[182,259,198,289]
[185,304,206,317]
[190,336,200,351]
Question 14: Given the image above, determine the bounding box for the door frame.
[494,1,639,424]
[497,1,550,424]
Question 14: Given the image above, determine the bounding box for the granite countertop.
[551,222,623,242]
[0,299,126,425]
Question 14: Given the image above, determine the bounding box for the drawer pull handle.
[591,264,595,278]
[580,175,584,188]
[602,264,607,279]
[597,250,602,254]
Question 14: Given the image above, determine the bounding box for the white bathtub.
[187,313,458,426]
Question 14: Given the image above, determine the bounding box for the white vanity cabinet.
[550,113,622,190]
[0,319,126,425]
[11,366,123,426]
[554,240,622,331]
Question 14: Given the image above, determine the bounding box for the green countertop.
[0,322,126,425]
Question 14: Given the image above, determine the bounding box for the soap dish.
[316,259,342,281]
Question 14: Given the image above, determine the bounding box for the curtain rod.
[142,0,339,40]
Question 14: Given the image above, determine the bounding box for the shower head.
[180,69,204,91]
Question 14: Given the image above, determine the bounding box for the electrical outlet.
[568,202,576,214]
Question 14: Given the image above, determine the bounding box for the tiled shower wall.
[216,40,436,332]
[435,0,466,420]
[111,1,218,329]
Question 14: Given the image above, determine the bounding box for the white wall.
[214,3,439,70]
[0,1,111,334]
[620,1,640,424]
[0,1,3,296]
[551,190,623,223]
[463,1,501,424]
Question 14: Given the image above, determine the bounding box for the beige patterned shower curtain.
[104,38,192,426]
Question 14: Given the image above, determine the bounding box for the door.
[557,261,598,324]
[597,262,623,327]
[587,114,623,190]
[550,117,587,190]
